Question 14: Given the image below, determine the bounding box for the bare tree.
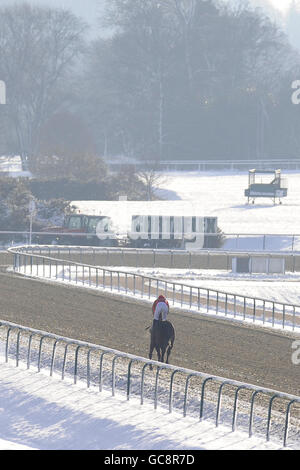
[137,163,168,200]
[0,2,87,169]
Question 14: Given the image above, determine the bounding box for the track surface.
[0,272,299,396]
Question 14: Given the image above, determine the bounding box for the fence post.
[216,382,231,427]
[183,374,196,417]
[249,390,264,437]
[50,340,58,377]
[127,359,137,401]
[99,351,109,392]
[141,363,151,405]
[154,366,161,410]
[283,400,297,447]
[169,370,180,413]
[266,394,279,441]
[232,386,247,432]
[74,345,81,384]
[112,355,121,396]
[16,330,21,367]
[199,377,213,421]
[37,336,47,373]
[61,343,70,380]
[27,334,33,369]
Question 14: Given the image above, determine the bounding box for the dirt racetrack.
[0,271,299,396]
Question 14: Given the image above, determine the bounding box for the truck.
[33,214,118,246]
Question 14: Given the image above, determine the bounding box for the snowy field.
[158,171,300,236]
[1,159,300,238]
[73,170,300,251]
[2,168,300,450]
[0,155,31,178]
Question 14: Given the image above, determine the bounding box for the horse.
[149,319,175,365]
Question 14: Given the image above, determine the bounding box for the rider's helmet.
[157,295,166,302]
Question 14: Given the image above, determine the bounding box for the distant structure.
[244,169,288,205]
[0,80,6,105]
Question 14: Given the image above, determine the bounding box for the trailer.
[244,169,288,205]
[128,215,219,249]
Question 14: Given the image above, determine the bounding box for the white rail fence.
[159,159,300,171]
[107,158,300,172]
[2,231,300,253]
[5,243,300,272]
[9,246,300,333]
[1,319,299,448]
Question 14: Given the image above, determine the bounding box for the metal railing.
[157,159,300,171]
[6,243,300,272]
[2,231,300,253]
[1,319,299,447]
[8,246,300,332]
[105,158,300,172]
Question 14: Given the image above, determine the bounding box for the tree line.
[1,0,300,174]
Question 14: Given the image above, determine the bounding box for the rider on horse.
[152,295,169,330]
[149,294,174,364]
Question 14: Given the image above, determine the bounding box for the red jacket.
[152,295,169,315]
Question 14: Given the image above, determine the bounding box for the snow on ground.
[110,267,300,306]
[0,155,31,178]
[2,169,300,450]
[0,352,289,451]
[73,171,300,250]
[157,171,300,235]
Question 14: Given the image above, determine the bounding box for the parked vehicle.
[33,213,221,249]
[33,214,118,246]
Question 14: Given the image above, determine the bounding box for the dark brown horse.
[149,320,175,365]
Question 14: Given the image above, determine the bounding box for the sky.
[1,0,104,21]
[0,0,291,26]
[0,0,106,37]
[1,0,300,47]
[268,0,292,11]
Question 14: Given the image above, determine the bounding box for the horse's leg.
[166,344,172,364]
[156,346,161,362]
[149,343,154,361]
[166,337,174,364]
[160,346,166,363]
[149,337,155,370]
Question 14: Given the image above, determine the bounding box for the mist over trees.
[1,0,300,169]
[86,0,300,161]
[0,3,87,167]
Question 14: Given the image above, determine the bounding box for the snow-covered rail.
[4,243,300,269]
[1,319,299,448]
[8,246,300,333]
